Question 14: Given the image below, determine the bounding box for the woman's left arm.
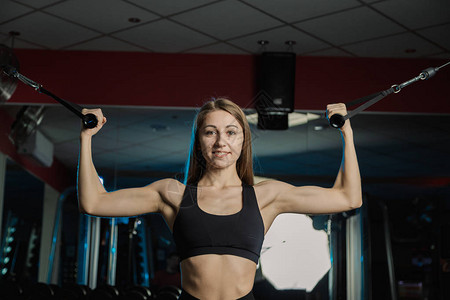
[329,103,362,209]
[264,103,362,215]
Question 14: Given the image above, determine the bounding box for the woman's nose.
[214,133,226,146]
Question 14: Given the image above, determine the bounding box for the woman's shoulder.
[147,178,186,202]
[254,179,297,201]
[253,179,284,203]
[253,179,292,190]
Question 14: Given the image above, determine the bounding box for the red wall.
[8,50,450,113]
[2,50,449,191]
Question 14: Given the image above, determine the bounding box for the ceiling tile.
[228,25,329,54]
[67,36,147,52]
[0,32,43,48]
[0,11,100,49]
[417,23,450,51]
[43,0,159,34]
[1,0,33,23]
[243,0,361,23]
[429,53,450,60]
[127,0,218,16]
[170,0,283,40]
[185,42,248,54]
[342,32,444,58]
[112,19,216,52]
[294,6,405,45]
[372,0,450,30]
[306,47,352,57]
[14,0,62,9]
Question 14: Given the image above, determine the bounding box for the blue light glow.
[183,115,198,184]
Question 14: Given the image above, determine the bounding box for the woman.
[78,98,362,300]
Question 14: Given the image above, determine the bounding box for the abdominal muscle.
[180,254,257,299]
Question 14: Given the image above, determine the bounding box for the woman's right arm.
[77,108,183,218]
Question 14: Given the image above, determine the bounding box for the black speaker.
[255,52,296,130]
[256,52,296,113]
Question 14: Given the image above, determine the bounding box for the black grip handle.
[329,114,346,129]
[82,113,98,129]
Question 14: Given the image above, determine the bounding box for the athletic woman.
[78,98,361,300]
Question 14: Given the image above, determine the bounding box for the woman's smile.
[212,151,230,158]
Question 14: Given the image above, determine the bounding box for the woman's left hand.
[326,103,352,132]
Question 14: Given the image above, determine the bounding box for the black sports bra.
[172,183,265,264]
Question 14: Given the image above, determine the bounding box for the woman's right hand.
[81,108,107,137]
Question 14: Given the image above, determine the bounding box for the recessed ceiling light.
[128,18,141,23]
[405,48,416,53]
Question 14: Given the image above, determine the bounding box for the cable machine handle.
[327,61,449,128]
[2,64,98,129]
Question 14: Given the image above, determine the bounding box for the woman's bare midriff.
[180,254,257,299]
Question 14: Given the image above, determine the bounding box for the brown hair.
[185,98,254,185]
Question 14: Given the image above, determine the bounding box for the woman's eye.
[205,131,216,136]
[227,131,236,135]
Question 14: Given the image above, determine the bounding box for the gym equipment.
[0,44,98,129]
[327,61,450,128]
[0,44,19,103]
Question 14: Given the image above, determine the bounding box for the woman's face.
[198,110,244,170]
